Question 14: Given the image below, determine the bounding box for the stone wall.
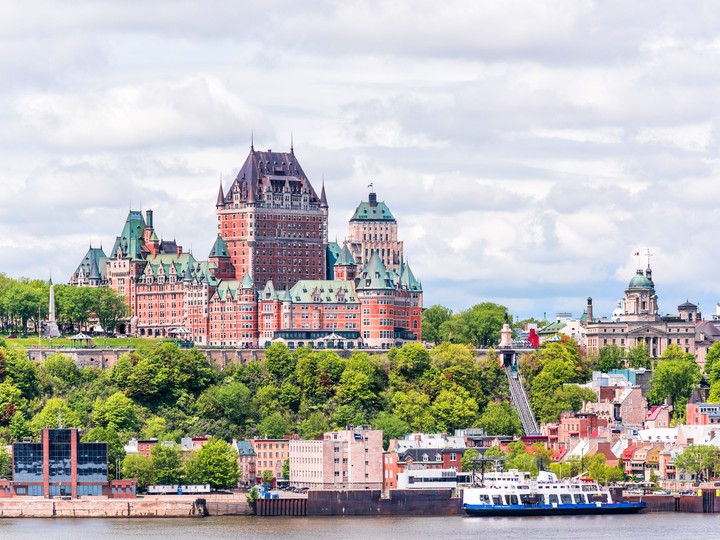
[0,496,206,518]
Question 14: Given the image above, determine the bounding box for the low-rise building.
[235,440,257,488]
[290,427,382,490]
[12,428,108,498]
[253,438,290,485]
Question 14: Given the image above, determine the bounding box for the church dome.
[628,269,652,289]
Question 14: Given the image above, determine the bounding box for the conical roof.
[355,250,395,290]
[209,235,230,258]
[240,272,255,289]
[335,243,355,266]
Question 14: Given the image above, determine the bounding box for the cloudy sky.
[3,0,720,320]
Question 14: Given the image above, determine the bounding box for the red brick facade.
[70,147,422,348]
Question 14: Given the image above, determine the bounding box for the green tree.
[121,453,155,490]
[261,469,274,485]
[461,448,480,472]
[597,344,624,372]
[196,381,252,425]
[336,368,376,410]
[391,389,436,432]
[91,287,128,335]
[0,446,11,479]
[461,302,509,347]
[371,411,410,449]
[257,412,290,439]
[705,342,720,380]
[422,305,453,345]
[265,343,295,384]
[30,397,84,433]
[299,411,330,440]
[430,387,479,432]
[390,342,432,382]
[674,445,720,482]
[648,354,701,418]
[152,444,184,485]
[478,401,522,436]
[282,458,290,481]
[626,343,652,369]
[7,411,32,442]
[92,391,140,432]
[185,437,240,489]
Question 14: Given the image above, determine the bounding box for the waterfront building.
[289,427,383,490]
[69,146,422,348]
[235,440,257,488]
[12,428,108,498]
[252,438,290,486]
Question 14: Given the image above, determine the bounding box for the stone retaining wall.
[0,496,207,518]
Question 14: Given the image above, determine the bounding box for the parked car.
[6,334,17,339]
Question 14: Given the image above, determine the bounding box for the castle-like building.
[69,146,422,349]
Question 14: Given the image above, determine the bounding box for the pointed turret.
[355,250,395,290]
[216,180,225,207]
[240,272,255,289]
[320,179,328,208]
[335,243,355,267]
[399,262,421,291]
[209,235,230,259]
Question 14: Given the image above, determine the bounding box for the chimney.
[146,209,154,228]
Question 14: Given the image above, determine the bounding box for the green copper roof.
[355,250,395,290]
[240,272,254,289]
[72,246,108,282]
[399,262,421,292]
[628,269,653,290]
[261,280,277,300]
[209,235,230,258]
[110,210,147,260]
[335,244,355,266]
[289,280,359,303]
[350,194,396,222]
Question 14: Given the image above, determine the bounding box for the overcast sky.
[3,0,720,320]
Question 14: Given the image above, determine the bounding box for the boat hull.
[464,502,646,517]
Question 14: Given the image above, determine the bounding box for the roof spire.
[251,130,254,153]
[290,132,294,155]
[320,175,328,208]
[216,175,225,207]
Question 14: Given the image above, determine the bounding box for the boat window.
[536,494,545,505]
[573,494,586,504]
[560,494,573,504]
[520,494,534,505]
[548,494,559,504]
[479,495,491,504]
[492,495,503,506]
[506,495,519,505]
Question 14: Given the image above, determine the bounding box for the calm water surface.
[0,513,717,539]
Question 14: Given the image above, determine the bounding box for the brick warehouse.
[69,145,422,349]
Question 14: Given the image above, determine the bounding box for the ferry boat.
[463,470,646,516]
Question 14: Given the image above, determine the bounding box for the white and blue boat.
[463,470,645,516]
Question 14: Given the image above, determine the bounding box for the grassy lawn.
[2,335,164,349]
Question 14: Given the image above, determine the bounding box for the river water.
[0,513,717,539]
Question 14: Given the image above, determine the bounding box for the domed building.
[585,265,698,359]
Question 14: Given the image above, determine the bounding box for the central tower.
[216,145,328,290]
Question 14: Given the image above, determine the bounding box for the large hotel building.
[69,145,422,349]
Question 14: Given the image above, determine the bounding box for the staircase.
[505,366,540,435]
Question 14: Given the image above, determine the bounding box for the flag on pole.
[368,182,373,189]
[633,251,640,256]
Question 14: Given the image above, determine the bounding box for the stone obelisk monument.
[44,277,61,338]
